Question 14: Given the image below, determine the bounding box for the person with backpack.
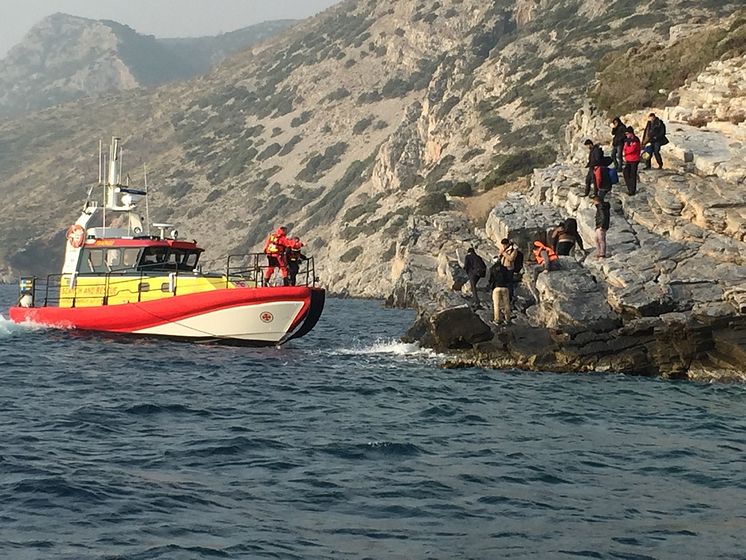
[611,117,627,170]
[464,247,487,309]
[488,257,513,326]
[642,113,668,170]
[623,126,642,195]
[582,139,605,197]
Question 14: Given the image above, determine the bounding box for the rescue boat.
[9,138,325,346]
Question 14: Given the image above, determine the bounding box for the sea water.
[0,284,744,559]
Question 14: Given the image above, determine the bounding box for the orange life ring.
[66,224,86,248]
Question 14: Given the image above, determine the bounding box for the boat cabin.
[77,238,204,276]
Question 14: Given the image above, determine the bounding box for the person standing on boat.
[285,237,309,286]
[264,226,290,286]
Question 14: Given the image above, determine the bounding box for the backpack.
[513,249,524,274]
[474,254,487,278]
[608,166,619,185]
[601,155,613,167]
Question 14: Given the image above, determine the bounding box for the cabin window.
[105,249,121,270]
[139,247,169,271]
[79,249,105,274]
[122,248,140,268]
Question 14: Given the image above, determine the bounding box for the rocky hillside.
[389,53,746,380]
[0,0,742,297]
[0,13,295,118]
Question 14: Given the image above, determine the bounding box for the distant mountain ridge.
[0,13,295,118]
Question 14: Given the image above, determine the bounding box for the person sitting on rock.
[592,195,611,258]
[642,112,668,170]
[464,247,487,310]
[623,126,642,195]
[488,257,513,326]
[611,117,627,170]
[551,218,585,256]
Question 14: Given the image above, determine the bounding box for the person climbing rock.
[592,195,611,258]
[623,126,642,195]
[488,257,512,326]
[464,247,487,309]
[642,113,668,170]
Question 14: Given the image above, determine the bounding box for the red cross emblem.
[260,312,274,323]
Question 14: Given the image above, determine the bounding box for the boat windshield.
[77,246,201,274]
[138,247,201,273]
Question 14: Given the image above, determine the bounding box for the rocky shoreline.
[388,94,746,382]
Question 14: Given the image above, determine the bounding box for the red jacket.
[623,135,642,163]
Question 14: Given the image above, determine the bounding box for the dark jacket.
[595,201,611,230]
[285,247,308,263]
[488,263,512,290]
[464,252,485,279]
[611,121,627,146]
[643,118,667,144]
[586,144,605,168]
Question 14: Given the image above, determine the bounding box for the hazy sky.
[0,0,341,57]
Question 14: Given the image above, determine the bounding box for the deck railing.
[17,253,317,309]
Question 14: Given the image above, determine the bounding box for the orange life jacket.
[264,231,286,255]
[533,241,558,266]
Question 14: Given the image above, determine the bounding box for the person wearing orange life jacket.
[529,240,561,301]
[285,236,309,286]
[533,241,559,267]
[263,226,290,286]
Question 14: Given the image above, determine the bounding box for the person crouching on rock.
[464,247,487,310]
[264,226,290,286]
[592,196,611,259]
[488,256,512,326]
[529,240,560,301]
[285,236,309,286]
[551,218,585,256]
[623,126,642,195]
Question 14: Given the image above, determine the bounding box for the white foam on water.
[0,314,45,336]
[332,338,441,360]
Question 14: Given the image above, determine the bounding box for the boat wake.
[0,314,44,337]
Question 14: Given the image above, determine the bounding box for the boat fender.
[66,224,86,248]
[19,292,34,308]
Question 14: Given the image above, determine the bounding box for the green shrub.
[353,116,374,135]
[481,148,555,190]
[291,111,313,127]
[340,246,363,263]
[461,148,485,162]
[296,142,349,182]
[326,87,351,102]
[482,113,511,136]
[425,155,456,184]
[279,135,302,157]
[257,143,282,161]
[448,181,473,197]
[357,90,383,104]
[417,192,449,215]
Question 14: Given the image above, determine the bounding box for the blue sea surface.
[1,284,745,559]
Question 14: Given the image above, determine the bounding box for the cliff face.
[0,0,741,295]
[0,14,295,118]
